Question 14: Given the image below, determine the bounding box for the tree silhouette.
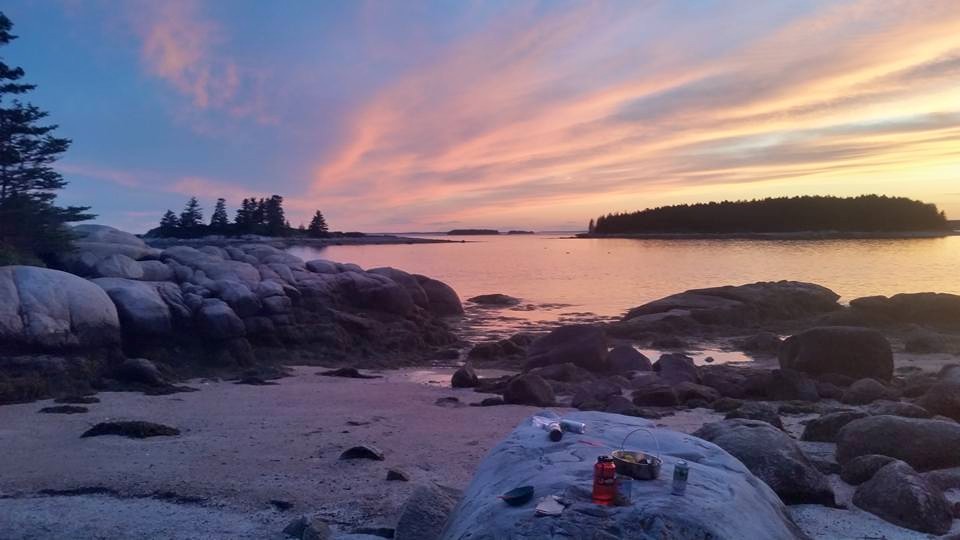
[159,210,179,235]
[179,197,203,230]
[0,12,93,262]
[590,195,950,234]
[308,210,329,237]
[209,197,229,232]
[264,195,286,236]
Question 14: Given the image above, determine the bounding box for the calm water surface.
[287,234,960,321]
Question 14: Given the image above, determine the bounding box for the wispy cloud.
[128,0,276,124]
[305,0,960,227]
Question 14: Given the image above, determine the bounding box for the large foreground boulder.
[524,325,607,372]
[693,419,835,506]
[0,266,120,351]
[836,415,960,471]
[441,412,807,539]
[853,461,953,535]
[779,327,893,381]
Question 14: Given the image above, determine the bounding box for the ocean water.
[286,234,960,322]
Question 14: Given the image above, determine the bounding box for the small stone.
[39,405,88,414]
[340,445,385,461]
[434,397,463,408]
[386,468,410,481]
[81,421,180,439]
[319,368,380,379]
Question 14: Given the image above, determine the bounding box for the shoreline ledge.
[575,230,956,241]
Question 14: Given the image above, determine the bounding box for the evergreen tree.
[264,194,287,236]
[588,218,595,234]
[234,198,252,232]
[210,197,229,232]
[159,209,179,236]
[308,210,329,237]
[179,197,203,230]
[251,198,266,229]
[0,12,93,261]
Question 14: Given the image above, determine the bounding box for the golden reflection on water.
[287,235,960,320]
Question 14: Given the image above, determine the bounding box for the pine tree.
[210,197,229,232]
[264,194,287,236]
[0,12,93,261]
[588,218,595,234]
[159,210,179,236]
[251,198,266,230]
[179,197,203,230]
[308,210,329,237]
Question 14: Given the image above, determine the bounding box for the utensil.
[610,427,662,481]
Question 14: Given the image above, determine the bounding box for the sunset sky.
[4,0,960,232]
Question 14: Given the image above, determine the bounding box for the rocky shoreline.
[3,225,960,538]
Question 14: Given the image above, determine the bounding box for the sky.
[3,0,960,233]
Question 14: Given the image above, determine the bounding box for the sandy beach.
[3,358,955,539]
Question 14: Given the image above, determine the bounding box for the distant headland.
[581,195,954,239]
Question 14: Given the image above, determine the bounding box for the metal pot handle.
[619,427,662,461]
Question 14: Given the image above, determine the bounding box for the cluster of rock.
[450,284,960,534]
[0,225,464,403]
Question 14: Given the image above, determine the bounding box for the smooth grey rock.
[653,353,699,384]
[866,400,932,419]
[725,401,784,430]
[139,260,175,281]
[369,267,429,308]
[73,224,146,247]
[853,461,952,534]
[836,415,960,471]
[841,378,898,405]
[917,380,960,421]
[631,375,679,406]
[850,292,960,327]
[767,369,819,401]
[0,266,120,350]
[694,419,835,505]
[840,454,896,485]
[414,275,463,316]
[338,271,414,315]
[196,299,245,340]
[605,345,652,373]
[451,366,478,388]
[395,484,457,540]
[215,280,262,317]
[305,259,339,274]
[526,324,607,372]
[94,278,173,337]
[113,358,164,386]
[801,411,869,442]
[779,327,893,381]
[94,254,144,279]
[503,374,555,406]
[441,412,807,540]
[467,293,520,306]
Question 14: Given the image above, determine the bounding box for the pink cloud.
[129,0,276,124]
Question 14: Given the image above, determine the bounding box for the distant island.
[585,195,951,236]
[448,229,500,235]
[506,230,535,235]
